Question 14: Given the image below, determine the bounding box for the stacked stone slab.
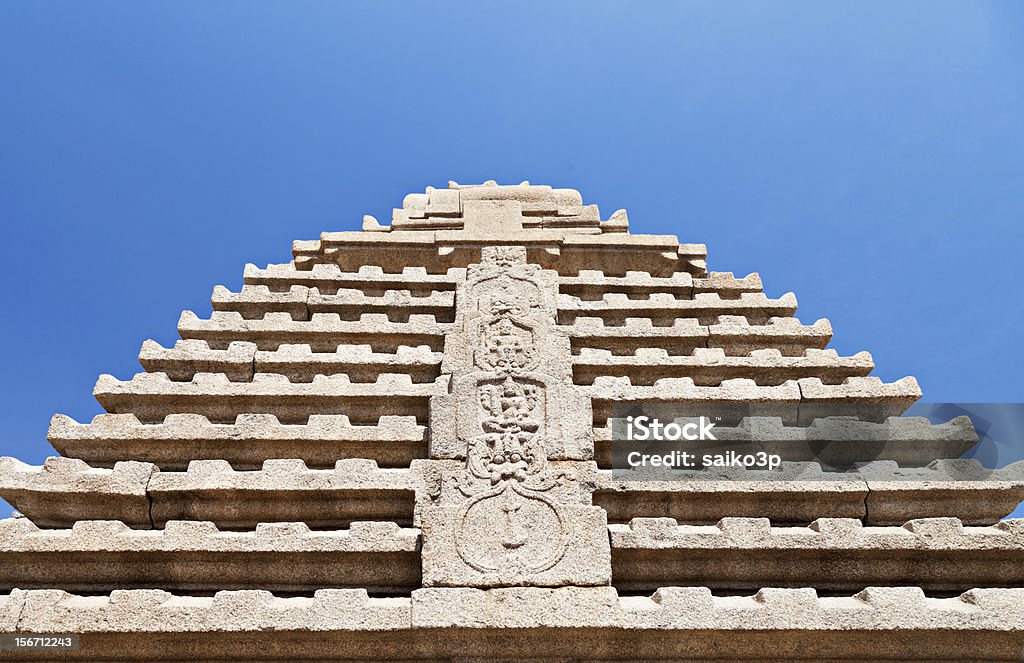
[1,181,1023,661]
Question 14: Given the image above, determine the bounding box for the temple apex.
[358,181,629,235]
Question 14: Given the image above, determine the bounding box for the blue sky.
[1,2,1022,517]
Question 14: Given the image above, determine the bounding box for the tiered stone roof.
[1,181,1022,661]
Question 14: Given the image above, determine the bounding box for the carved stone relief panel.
[419,245,609,587]
[429,246,593,461]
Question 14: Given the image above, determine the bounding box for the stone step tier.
[178,311,452,352]
[140,340,442,383]
[559,270,763,300]
[230,271,788,327]
[0,519,420,594]
[573,347,874,386]
[0,517,1020,597]
[1,586,1022,661]
[48,413,973,473]
[3,458,1021,530]
[180,310,836,359]
[610,517,1024,593]
[594,461,1024,526]
[0,458,417,529]
[593,415,978,468]
[212,284,457,322]
[48,413,427,470]
[244,263,462,295]
[561,316,834,356]
[89,371,917,429]
[557,291,799,326]
[293,232,708,277]
[247,263,762,300]
[585,376,922,425]
[93,373,448,424]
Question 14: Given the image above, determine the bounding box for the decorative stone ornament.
[420,243,609,587]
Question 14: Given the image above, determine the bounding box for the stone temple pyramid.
[1,181,1023,660]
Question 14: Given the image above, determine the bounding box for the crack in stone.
[863,481,872,526]
[13,589,27,632]
[248,343,258,383]
[144,466,157,530]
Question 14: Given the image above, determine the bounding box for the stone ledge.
[0,519,420,552]
[47,413,426,469]
[92,372,448,425]
[137,340,442,384]
[410,585,1024,630]
[562,316,835,357]
[693,271,763,294]
[95,371,447,392]
[139,339,257,381]
[593,415,976,468]
[212,284,310,320]
[556,271,762,300]
[48,417,426,471]
[0,459,421,529]
[0,520,422,594]
[0,458,154,528]
[574,348,874,387]
[584,376,920,425]
[3,586,1020,632]
[243,262,463,293]
[4,588,410,633]
[612,516,1024,549]
[563,316,708,333]
[708,315,834,354]
[609,518,1024,592]
[586,378,803,425]
[594,461,1024,525]
[295,230,707,277]
[178,310,451,352]
[559,269,696,294]
[308,288,454,309]
[210,284,458,323]
[2,587,1023,659]
[49,413,424,440]
[558,292,798,323]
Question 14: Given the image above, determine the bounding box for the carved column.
[419,246,610,587]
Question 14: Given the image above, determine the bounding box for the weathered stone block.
[420,460,609,587]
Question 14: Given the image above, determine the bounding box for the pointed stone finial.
[362,215,390,232]
[602,209,629,233]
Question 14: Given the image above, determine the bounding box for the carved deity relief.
[429,246,591,461]
[420,245,609,587]
[475,314,535,373]
[471,376,545,483]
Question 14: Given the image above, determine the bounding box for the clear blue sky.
[1,2,1022,517]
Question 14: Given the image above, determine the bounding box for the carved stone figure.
[419,245,609,587]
